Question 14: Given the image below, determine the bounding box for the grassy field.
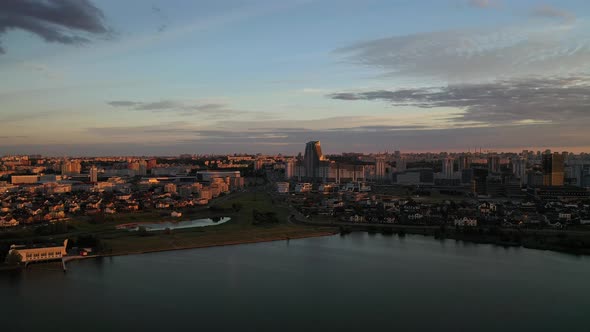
[0,191,336,258]
[94,191,335,255]
[102,224,332,254]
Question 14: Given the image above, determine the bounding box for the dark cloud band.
[0,0,109,54]
[329,76,590,126]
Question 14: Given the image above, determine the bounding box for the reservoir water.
[2,233,590,332]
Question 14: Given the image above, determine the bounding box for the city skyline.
[4,2,590,327]
[2,0,590,155]
[2,146,590,158]
[2,144,590,158]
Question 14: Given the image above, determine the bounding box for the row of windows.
[24,251,63,260]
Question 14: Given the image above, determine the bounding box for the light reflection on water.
[130,217,230,231]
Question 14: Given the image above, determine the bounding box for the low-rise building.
[295,183,312,193]
[276,182,290,194]
[11,175,39,185]
[7,239,68,265]
[454,217,478,227]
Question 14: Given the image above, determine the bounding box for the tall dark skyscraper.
[304,141,323,179]
[542,152,564,186]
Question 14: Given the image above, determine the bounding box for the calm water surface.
[2,233,590,332]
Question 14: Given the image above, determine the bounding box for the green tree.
[232,203,243,212]
[5,250,22,265]
[137,226,149,237]
[54,221,68,233]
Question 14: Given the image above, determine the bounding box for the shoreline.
[314,221,590,256]
[65,230,338,263]
[66,223,590,264]
[74,222,590,264]
[6,226,589,272]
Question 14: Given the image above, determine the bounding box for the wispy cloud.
[532,4,575,23]
[467,0,499,9]
[67,117,590,155]
[335,22,590,81]
[19,61,62,79]
[106,101,141,107]
[106,99,269,119]
[0,110,56,123]
[0,0,111,54]
[65,0,314,63]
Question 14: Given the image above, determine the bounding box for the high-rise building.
[147,158,157,170]
[60,162,68,175]
[375,156,386,181]
[473,168,489,195]
[458,155,472,172]
[396,157,407,172]
[461,168,473,184]
[255,158,265,171]
[513,157,527,185]
[487,155,501,174]
[129,161,140,174]
[90,166,98,183]
[138,160,148,176]
[304,141,323,179]
[542,152,564,186]
[61,160,81,175]
[570,163,590,188]
[442,157,454,179]
[164,183,177,194]
[562,151,569,163]
[528,171,544,187]
[285,159,295,179]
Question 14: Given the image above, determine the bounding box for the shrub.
[5,250,22,265]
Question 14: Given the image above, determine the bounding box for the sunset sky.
[1,0,589,155]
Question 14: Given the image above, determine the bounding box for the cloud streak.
[468,0,497,9]
[329,76,590,126]
[0,0,110,54]
[532,4,575,23]
[107,99,268,119]
[335,22,590,81]
[56,119,590,155]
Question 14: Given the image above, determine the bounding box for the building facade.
[8,239,68,265]
[375,156,386,181]
[542,152,564,186]
[304,141,324,179]
[442,157,454,179]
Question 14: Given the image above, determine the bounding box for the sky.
[1,0,590,156]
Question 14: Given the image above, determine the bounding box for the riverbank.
[82,230,337,259]
[0,191,339,269]
[2,225,337,270]
[301,220,590,255]
[97,222,336,256]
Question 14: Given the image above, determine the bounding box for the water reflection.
[2,233,590,332]
[129,217,231,231]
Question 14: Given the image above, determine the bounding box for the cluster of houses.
[0,171,245,228]
[284,186,590,229]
